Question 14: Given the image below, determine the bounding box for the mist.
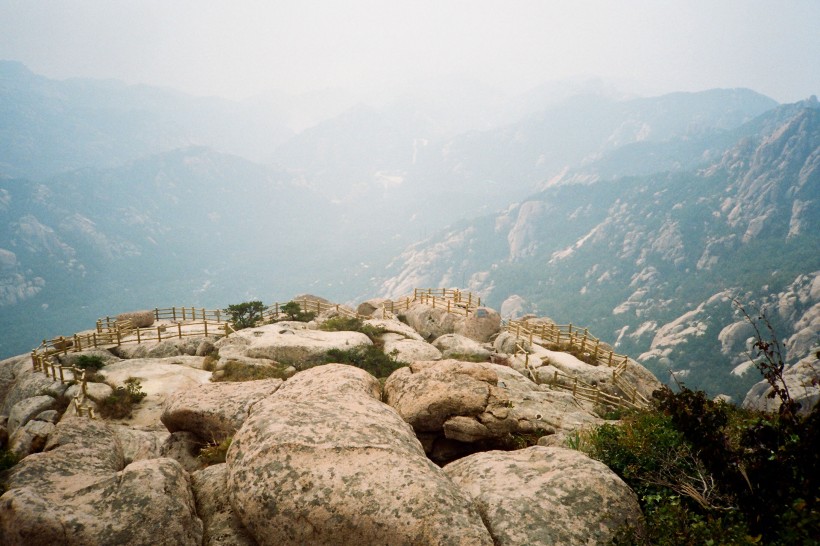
[2,0,818,109]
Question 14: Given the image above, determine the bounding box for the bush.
[578,386,820,544]
[279,301,315,322]
[323,345,406,378]
[98,377,147,419]
[198,437,232,466]
[75,354,105,372]
[0,449,19,494]
[225,301,266,330]
[319,316,386,345]
[212,360,290,382]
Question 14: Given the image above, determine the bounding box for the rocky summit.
[0,292,670,545]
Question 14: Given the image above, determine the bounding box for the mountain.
[0,146,355,357]
[377,98,820,401]
[0,60,293,177]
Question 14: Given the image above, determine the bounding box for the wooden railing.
[30,309,236,419]
[506,319,628,368]
[505,319,651,410]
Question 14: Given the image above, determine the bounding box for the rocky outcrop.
[433,333,492,360]
[116,310,156,328]
[161,379,282,442]
[0,416,203,546]
[456,307,502,343]
[215,322,372,365]
[381,334,443,363]
[226,364,493,545]
[444,446,644,545]
[99,357,212,426]
[384,360,602,463]
[401,302,502,343]
[743,353,820,415]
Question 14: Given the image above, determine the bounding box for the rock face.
[226,364,493,546]
[191,464,257,546]
[444,446,644,545]
[216,323,372,365]
[161,378,282,442]
[0,416,203,546]
[743,353,820,415]
[384,360,603,463]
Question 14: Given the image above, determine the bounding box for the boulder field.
[0,300,658,545]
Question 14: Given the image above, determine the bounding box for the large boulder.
[364,317,425,341]
[7,419,54,457]
[0,364,68,417]
[384,360,602,463]
[99,357,212,427]
[191,464,257,546]
[226,364,493,546]
[216,323,372,365]
[433,334,492,361]
[356,298,393,318]
[161,379,283,442]
[382,334,443,363]
[0,416,203,546]
[444,446,644,545]
[454,307,501,342]
[7,395,56,434]
[109,423,170,464]
[112,337,213,359]
[401,302,466,341]
[116,310,156,328]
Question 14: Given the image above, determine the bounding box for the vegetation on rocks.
[278,301,315,322]
[211,360,290,382]
[574,338,820,545]
[98,377,148,419]
[322,346,406,379]
[224,301,266,330]
[319,316,386,344]
[75,354,105,371]
[198,437,232,466]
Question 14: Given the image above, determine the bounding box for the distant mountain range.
[1,61,816,401]
[378,98,819,401]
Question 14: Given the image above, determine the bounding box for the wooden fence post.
[157,326,162,342]
[154,308,160,320]
[177,323,182,339]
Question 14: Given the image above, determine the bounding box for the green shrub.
[198,437,232,466]
[98,377,147,419]
[0,449,19,494]
[319,316,386,345]
[279,301,315,322]
[75,354,105,372]
[323,345,406,378]
[225,301,266,330]
[212,360,290,382]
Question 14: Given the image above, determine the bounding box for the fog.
[2,0,818,107]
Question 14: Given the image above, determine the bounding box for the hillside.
[378,99,820,401]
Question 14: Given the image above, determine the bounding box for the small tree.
[225,301,266,330]
[279,301,314,322]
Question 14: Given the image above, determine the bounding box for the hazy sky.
[1,0,818,103]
